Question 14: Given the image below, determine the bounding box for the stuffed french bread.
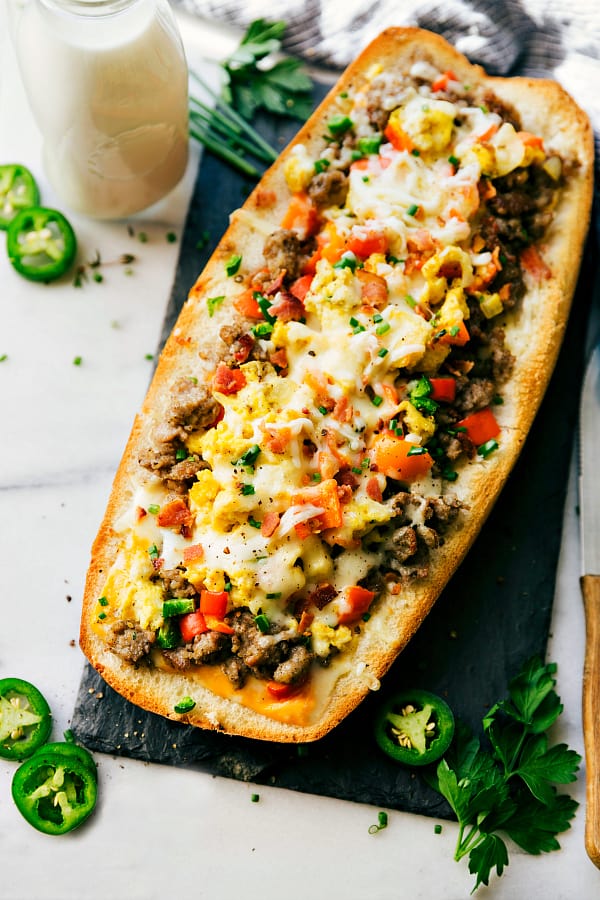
[80,27,594,742]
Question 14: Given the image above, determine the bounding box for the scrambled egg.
[393,95,456,154]
[103,539,164,631]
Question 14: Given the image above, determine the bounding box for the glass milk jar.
[14,0,189,218]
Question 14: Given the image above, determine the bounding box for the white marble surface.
[1,4,599,897]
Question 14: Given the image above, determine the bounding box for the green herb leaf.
[225,254,242,276]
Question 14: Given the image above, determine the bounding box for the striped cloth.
[176,0,600,195]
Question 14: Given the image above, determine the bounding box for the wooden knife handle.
[581,573,600,868]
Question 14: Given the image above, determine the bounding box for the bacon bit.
[366,476,383,502]
[268,292,306,322]
[380,382,400,406]
[261,511,280,538]
[262,425,292,454]
[297,610,314,634]
[308,582,338,609]
[356,269,388,308]
[135,506,147,521]
[304,371,335,412]
[157,497,194,529]
[498,283,512,302]
[438,259,464,281]
[384,121,414,153]
[269,348,288,371]
[213,362,246,395]
[263,270,286,295]
[332,395,353,424]
[289,274,313,301]
[406,228,436,255]
[336,468,359,489]
[521,245,552,281]
[469,246,502,292]
[151,556,164,571]
[232,333,255,364]
[182,543,204,563]
[337,483,354,505]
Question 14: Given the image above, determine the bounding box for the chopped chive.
[351,466,362,475]
[318,405,328,415]
[98,596,109,607]
[406,204,419,217]
[314,158,331,173]
[312,472,322,482]
[148,544,160,560]
[371,395,383,407]
[235,445,261,468]
[175,447,188,461]
[478,439,499,458]
[174,697,196,714]
[372,313,383,323]
[248,516,262,529]
[0,354,7,362]
[225,254,242,276]
[266,592,282,600]
[492,394,504,405]
[138,232,148,243]
[73,356,82,366]
[368,811,388,834]
[434,824,443,835]
[377,348,389,358]
[254,613,270,633]
[411,148,420,156]
[251,793,260,802]
[98,612,107,620]
[448,155,459,167]
[327,114,354,136]
[443,468,458,482]
[207,295,225,317]
[166,231,177,243]
[407,445,427,456]
[376,322,391,335]
[240,483,255,495]
[405,295,417,308]
[145,353,154,361]
[148,504,160,515]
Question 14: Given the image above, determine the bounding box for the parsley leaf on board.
[429,657,581,893]
[222,19,314,123]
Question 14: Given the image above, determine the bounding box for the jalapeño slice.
[7,206,77,282]
[0,164,40,229]
[0,678,52,761]
[12,746,98,835]
[374,688,455,767]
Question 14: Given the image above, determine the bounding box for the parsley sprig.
[188,20,313,179]
[430,657,580,892]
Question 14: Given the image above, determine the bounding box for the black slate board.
[71,83,594,818]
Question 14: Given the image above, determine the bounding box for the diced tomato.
[477,121,499,143]
[521,245,552,282]
[437,320,470,346]
[182,543,204,563]
[289,274,313,301]
[280,192,319,238]
[179,610,208,643]
[199,590,228,618]
[156,497,193,529]
[337,585,375,624]
[429,377,456,403]
[350,157,370,171]
[456,407,500,446]
[431,69,457,92]
[356,269,388,307]
[234,288,263,320]
[384,121,414,152]
[266,680,305,700]
[212,362,246,395]
[293,478,343,537]
[369,433,434,482]
[346,230,389,259]
[318,221,346,264]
